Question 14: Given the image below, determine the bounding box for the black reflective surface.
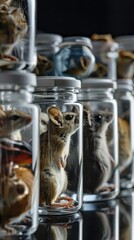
[1,190,134,240]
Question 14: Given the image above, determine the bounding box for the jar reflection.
[81,200,119,240]
[35,213,83,240]
[119,197,132,240]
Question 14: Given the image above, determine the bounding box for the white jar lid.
[81,78,117,89]
[36,33,63,44]
[0,71,37,87]
[92,41,119,52]
[36,76,81,89]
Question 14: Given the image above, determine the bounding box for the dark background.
[37,0,134,38]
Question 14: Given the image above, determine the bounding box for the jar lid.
[0,72,37,86]
[114,35,134,50]
[92,41,119,52]
[81,78,117,89]
[115,35,134,44]
[36,33,63,44]
[36,76,81,89]
[60,36,93,49]
[117,79,133,91]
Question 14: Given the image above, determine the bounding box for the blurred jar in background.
[0,0,36,72]
[115,35,134,80]
[33,33,63,76]
[55,36,95,80]
[90,33,119,80]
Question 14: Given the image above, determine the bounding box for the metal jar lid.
[36,76,81,89]
[81,78,117,89]
[60,36,93,49]
[0,71,37,87]
[117,79,133,91]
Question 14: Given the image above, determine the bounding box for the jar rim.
[36,76,81,89]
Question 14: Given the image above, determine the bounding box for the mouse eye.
[94,114,102,122]
[65,115,73,121]
[9,115,20,121]
[41,120,46,125]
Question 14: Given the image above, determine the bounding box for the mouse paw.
[97,183,115,193]
[51,196,74,208]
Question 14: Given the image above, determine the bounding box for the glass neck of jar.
[115,89,132,98]
[0,89,33,103]
[78,89,114,101]
[33,89,78,103]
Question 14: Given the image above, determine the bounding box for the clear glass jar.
[35,212,83,240]
[33,33,63,76]
[33,76,83,215]
[0,0,36,72]
[115,79,134,189]
[90,40,119,80]
[54,36,95,80]
[115,35,134,79]
[0,72,39,236]
[78,78,119,202]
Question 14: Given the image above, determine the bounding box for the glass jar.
[78,78,119,202]
[33,33,63,76]
[0,0,36,72]
[33,76,83,215]
[115,79,134,189]
[54,36,95,80]
[114,36,134,80]
[0,72,39,236]
[90,40,119,80]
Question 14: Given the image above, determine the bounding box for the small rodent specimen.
[117,50,134,79]
[40,106,79,208]
[107,115,131,175]
[0,107,32,140]
[0,166,34,233]
[0,106,34,232]
[83,106,115,193]
[0,0,28,69]
[118,117,131,174]
[33,55,53,76]
[63,56,91,77]
[91,33,114,42]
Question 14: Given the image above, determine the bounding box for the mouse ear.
[72,105,79,114]
[47,106,63,126]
